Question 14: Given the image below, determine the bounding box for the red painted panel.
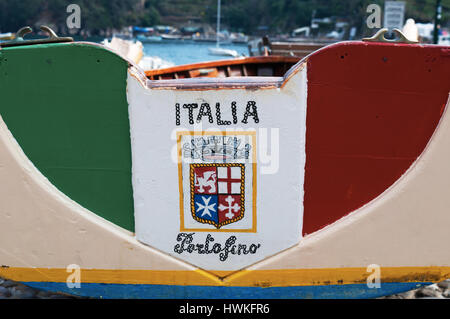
[303,42,450,236]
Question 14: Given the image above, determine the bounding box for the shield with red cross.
[190,163,245,228]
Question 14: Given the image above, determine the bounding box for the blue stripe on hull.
[22,282,430,299]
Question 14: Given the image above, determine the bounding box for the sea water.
[84,36,248,66]
[141,41,248,65]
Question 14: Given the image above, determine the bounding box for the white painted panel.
[127,67,308,271]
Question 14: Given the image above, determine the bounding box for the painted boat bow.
[0,40,449,298]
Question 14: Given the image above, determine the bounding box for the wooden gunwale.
[144,55,300,77]
[144,76,284,90]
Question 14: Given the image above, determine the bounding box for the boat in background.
[160,33,184,41]
[248,35,330,58]
[208,0,239,57]
[0,32,15,41]
[136,34,162,43]
[208,46,239,57]
[230,32,249,44]
[192,35,217,43]
[145,55,299,80]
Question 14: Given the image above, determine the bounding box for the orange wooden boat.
[145,56,300,80]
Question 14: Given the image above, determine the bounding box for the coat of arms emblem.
[177,131,256,232]
[191,163,245,228]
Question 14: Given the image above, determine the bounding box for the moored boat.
[0,27,449,299]
[136,34,163,43]
[208,0,237,57]
[248,35,329,57]
[160,33,184,41]
[0,32,15,41]
[207,46,240,57]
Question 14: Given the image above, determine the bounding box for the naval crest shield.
[178,131,256,232]
[191,163,245,228]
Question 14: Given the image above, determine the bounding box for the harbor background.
[0,0,449,299]
[2,0,450,68]
[139,41,248,65]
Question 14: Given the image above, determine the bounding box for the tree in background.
[216,0,448,36]
[0,0,155,35]
[0,0,448,37]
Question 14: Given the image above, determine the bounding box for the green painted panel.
[0,43,134,231]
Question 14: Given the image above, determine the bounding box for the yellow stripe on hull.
[1,266,449,287]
